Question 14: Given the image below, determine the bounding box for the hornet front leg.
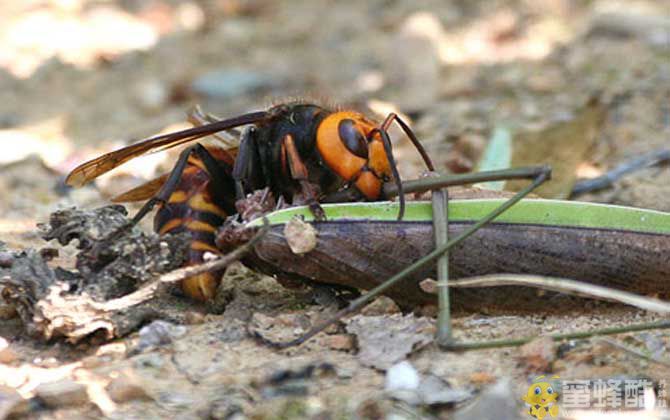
[282,133,326,221]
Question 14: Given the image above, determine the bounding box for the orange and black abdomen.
[154,148,236,300]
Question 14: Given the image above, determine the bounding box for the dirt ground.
[1,0,670,419]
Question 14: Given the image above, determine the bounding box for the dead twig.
[431,184,451,346]
[442,274,670,314]
[571,148,670,197]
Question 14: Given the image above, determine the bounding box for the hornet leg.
[282,133,326,221]
[232,127,263,200]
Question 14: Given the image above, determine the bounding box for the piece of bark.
[1,206,190,342]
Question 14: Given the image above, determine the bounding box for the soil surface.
[1,1,669,419]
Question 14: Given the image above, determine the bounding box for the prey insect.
[65,102,434,300]
[218,166,551,347]
[236,167,670,349]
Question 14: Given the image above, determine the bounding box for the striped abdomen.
[154,149,236,300]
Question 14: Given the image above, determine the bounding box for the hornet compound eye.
[338,118,368,159]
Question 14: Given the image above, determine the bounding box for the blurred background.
[0,0,668,233]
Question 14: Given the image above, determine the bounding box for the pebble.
[589,12,670,47]
[80,356,105,369]
[184,311,207,325]
[0,252,13,268]
[469,371,497,385]
[0,305,16,320]
[360,296,401,316]
[95,342,128,357]
[106,371,151,403]
[132,320,187,354]
[283,216,317,254]
[0,386,26,419]
[248,312,310,344]
[385,361,420,392]
[133,353,165,370]
[34,379,88,408]
[326,334,354,351]
[0,337,16,364]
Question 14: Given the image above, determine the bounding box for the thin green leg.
[432,186,452,346]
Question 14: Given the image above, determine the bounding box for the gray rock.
[34,379,88,408]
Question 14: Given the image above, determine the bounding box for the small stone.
[95,342,127,357]
[106,371,151,403]
[469,372,497,385]
[0,252,13,268]
[133,353,164,370]
[0,305,17,320]
[326,334,354,351]
[418,304,438,318]
[356,399,387,419]
[0,337,16,364]
[132,320,187,354]
[207,398,245,420]
[248,312,309,344]
[283,216,317,254]
[0,386,26,419]
[80,356,105,369]
[184,311,206,325]
[35,379,88,408]
[360,296,401,316]
[385,361,420,392]
[519,337,556,372]
[36,357,60,368]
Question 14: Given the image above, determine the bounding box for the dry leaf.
[345,313,434,370]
